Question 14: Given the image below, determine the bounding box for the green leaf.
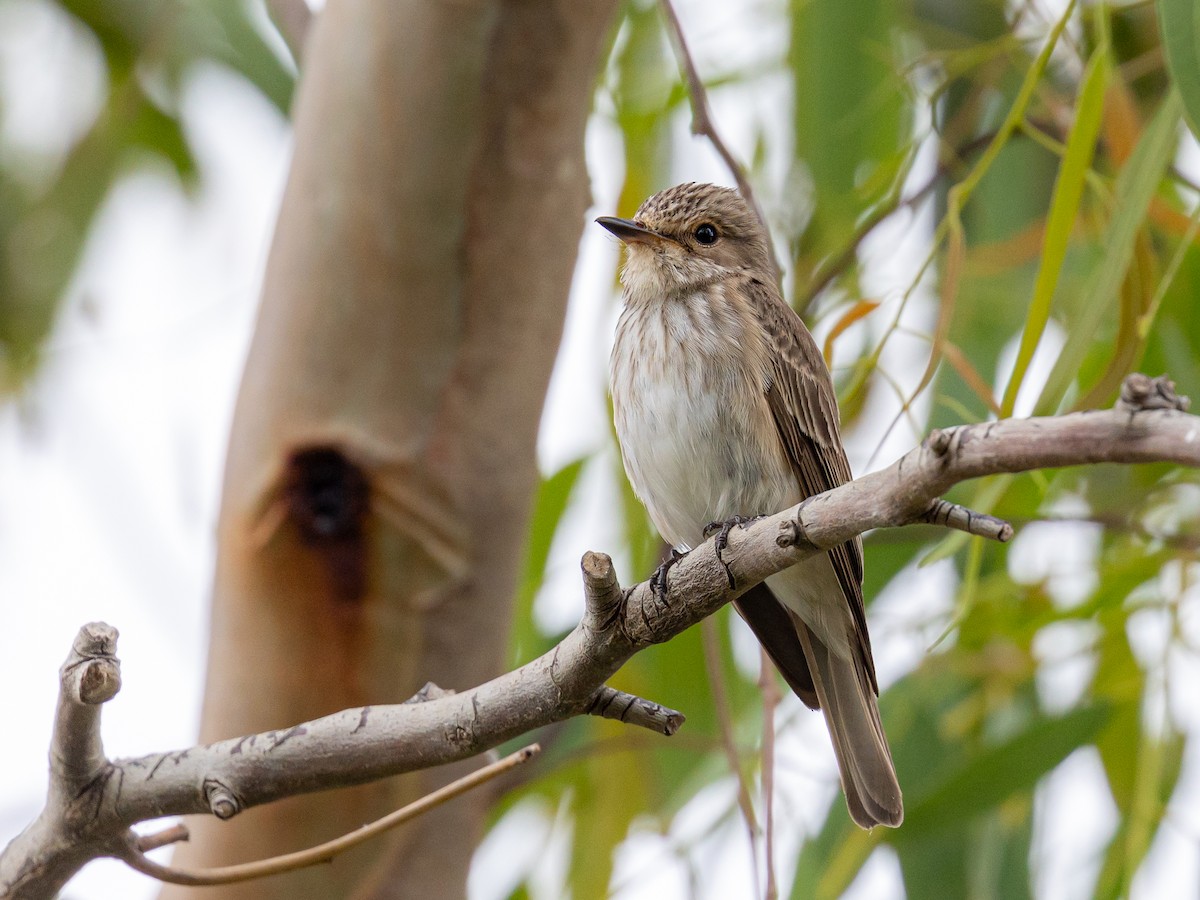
[1092,609,1146,807]
[1157,0,1200,140]
[788,0,909,275]
[509,459,586,666]
[913,0,1077,431]
[567,740,652,900]
[610,615,724,809]
[896,806,1034,900]
[1089,576,1185,899]
[792,668,968,899]
[1034,90,1184,415]
[896,704,1111,835]
[943,0,1078,217]
[128,100,198,182]
[1001,43,1109,416]
[1094,730,1185,899]
[201,0,296,114]
[613,0,675,217]
[861,529,937,601]
[791,827,883,900]
[2,0,298,385]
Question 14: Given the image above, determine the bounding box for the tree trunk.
[162,1,618,897]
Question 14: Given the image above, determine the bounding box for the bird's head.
[597,182,771,302]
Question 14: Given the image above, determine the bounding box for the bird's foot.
[702,515,765,589]
[650,548,686,606]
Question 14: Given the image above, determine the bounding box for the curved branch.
[2,374,1195,896]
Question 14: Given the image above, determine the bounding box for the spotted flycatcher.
[599,182,902,828]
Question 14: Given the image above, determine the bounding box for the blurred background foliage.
[8,0,1200,896]
[0,0,292,388]
[520,0,1200,896]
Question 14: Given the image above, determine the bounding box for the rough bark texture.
[161,1,619,897]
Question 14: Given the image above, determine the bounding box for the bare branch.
[53,623,119,784]
[134,825,189,854]
[1,623,123,899]
[586,686,685,735]
[921,499,1013,541]
[3,374,1197,895]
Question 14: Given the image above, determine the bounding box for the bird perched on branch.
[599,182,902,829]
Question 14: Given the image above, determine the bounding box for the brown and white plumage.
[602,182,902,829]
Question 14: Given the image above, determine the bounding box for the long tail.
[794,616,903,828]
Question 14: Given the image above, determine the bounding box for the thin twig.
[921,498,1014,541]
[758,649,780,900]
[134,824,190,854]
[118,745,540,887]
[659,0,782,281]
[701,618,760,897]
[586,685,686,734]
[800,129,1001,310]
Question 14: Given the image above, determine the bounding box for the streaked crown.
[632,182,772,276]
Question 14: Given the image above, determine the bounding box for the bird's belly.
[613,360,799,551]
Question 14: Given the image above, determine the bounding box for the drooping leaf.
[821,299,879,366]
[567,739,651,900]
[612,0,675,218]
[1,0,296,386]
[788,0,910,281]
[1157,0,1200,140]
[897,704,1111,835]
[509,459,587,666]
[1035,90,1184,415]
[1001,43,1109,416]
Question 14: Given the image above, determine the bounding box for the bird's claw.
[650,548,685,606]
[702,515,764,589]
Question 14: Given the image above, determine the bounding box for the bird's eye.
[693,223,718,245]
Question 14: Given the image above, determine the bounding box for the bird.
[598,182,902,829]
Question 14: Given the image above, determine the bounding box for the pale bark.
[2,376,1194,899]
[160,0,619,897]
[265,0,311,61]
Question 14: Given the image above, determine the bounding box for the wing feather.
[733,583,818,709]
[745,276,878,694]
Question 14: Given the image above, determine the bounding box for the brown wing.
[733,583,818,709]
[744,276,878,695]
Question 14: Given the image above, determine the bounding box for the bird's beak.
[596,216,665,246]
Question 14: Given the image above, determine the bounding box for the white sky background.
[2,0,1200,898]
